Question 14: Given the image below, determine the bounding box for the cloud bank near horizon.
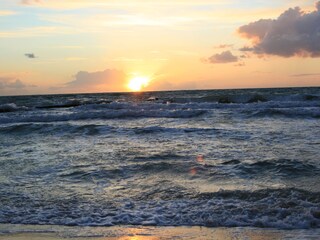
[0,78,27,89]
[65,69,126,92]
[0,77,37,95]
[238,1,320,58]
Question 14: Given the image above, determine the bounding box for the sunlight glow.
[127,76,150,92]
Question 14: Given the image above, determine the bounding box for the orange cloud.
[207,51,238,64]
[64,69,126,93]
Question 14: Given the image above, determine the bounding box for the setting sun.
[127,76,150,92]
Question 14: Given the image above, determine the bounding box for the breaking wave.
[248,107,320,119]
[0,107,207,124]
[0,103,28,113]
[0,188,319,229]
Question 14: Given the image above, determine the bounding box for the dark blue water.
[0,87,320,229]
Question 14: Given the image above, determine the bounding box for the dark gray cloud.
[238,1,320,57]
[66,69,126,91]
[207,51,238,63]
[0,77,28,89]
[25,53,37,58]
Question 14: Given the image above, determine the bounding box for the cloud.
[290,73,320,77]
[239,46,254,52]
[0,77,33,89]
[25,53,37,58]
[214,44,233,49]
[19,0,228,4]
[19,0,232,8]
[65,68,126,92]
[21,0,41,5]
[238,1,320,57]
[0,10,17,17]
[0,26,74,38]
[207,50,238,63]
[65,57,86,61]
[234,62,245,67]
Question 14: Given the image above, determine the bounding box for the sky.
[0,0,320,95]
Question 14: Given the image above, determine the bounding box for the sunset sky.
[1,0,320,95]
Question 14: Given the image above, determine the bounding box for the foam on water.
[0,187,319,228]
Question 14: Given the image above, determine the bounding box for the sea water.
[0,87,319,229]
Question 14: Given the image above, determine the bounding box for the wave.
[55,161,191,185]
[0,108,207,124]
[0,123,110,136]
[176,90,320,104]
[179,158,320,180]
[0,187,319,229]
[200,93,269,104]
[230,159,320,177]
[1,102,319,124]
[249,107,320,119]
[0,122,223,137]
[0,103,28,113]
[0,88,319,124]
[1,88,320,112]
[35,99,114,109]
[14,153,320,190]
[36,100,83,109]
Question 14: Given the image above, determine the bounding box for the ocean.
[0,87,320,233]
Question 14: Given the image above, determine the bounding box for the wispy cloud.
[0,26,80,38]
[19,0,232,9]
[38,13,197,30]
[0,10,17,16]
[112,58,144,62]
[20,0,41,5]
[21,1,240,30]
[53,45,84,49]
[234,62,245,67]
[239,46,254,52]
[290,73,320,77]
[65,57,87,61]
[238,1,320,58]
[214,44,233,49]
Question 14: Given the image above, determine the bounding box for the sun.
[127,76,150,92]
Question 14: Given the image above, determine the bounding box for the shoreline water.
[1,224,320,240]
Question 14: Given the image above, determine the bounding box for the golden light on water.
[127,76,150,92]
